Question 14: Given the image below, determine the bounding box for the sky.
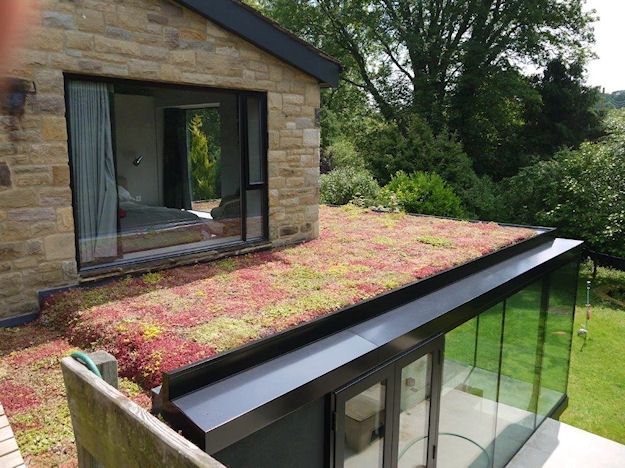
[585,0,625,92]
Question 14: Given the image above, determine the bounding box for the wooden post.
[87,351,118,389]
[62,353,222,467]
[76,352,117,468]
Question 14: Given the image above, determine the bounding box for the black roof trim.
[164,237,583,453]
[174,0,342,87]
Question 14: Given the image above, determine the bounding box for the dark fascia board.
[165,237,583,453]
[174,0,342,87]
[161,227,553,402]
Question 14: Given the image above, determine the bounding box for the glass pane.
[344,381,386,468]
[246,190,263,240]
[537,262,577,423]
[494,281,543,467]
[438,306,502,468]
[397,354,431,468]
[246,96,263,184]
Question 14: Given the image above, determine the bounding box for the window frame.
[239,92,269,242]
[64,74,270,273]
[332,336,443,468]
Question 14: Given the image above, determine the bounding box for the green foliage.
[523,58,605,159]
[380,171,465,218]
[361,115,495,218]
[319,166,380,206]
[324,137,365,170]
[501,109,625,257]
[259,0,596,181]
[188,110,221,201]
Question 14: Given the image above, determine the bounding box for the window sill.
[77,239,272,283]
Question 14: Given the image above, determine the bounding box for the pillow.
[118,185,132,202]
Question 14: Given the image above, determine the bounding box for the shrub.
[324,137,366,170]
[501,109,625,257]
[359,115,492,218]
[380,171,465,218]
[320,167,381,206]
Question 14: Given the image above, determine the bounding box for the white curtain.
[68,81,118,263]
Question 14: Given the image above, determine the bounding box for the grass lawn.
[444,262,625,444]
[561,264,625,443]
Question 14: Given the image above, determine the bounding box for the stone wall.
[0,0,321,319]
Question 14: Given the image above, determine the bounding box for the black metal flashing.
[162,236,583,453]
[174,0,342,87]
[162,227,552,402]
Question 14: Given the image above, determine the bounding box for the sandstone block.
[44,233,75,260]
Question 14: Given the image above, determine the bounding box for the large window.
[438,262,577,468]
[66,78,267,269]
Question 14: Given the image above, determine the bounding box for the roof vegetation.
[0,206,534,465]
[42,206,535,388]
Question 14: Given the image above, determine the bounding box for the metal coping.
[160,233,583,452]
[162,227,553,402]
[169,237,582,453]
[174,0,342,87]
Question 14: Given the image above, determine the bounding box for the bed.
[118,200,231,254]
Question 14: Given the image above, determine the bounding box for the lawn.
[561,264,625,443]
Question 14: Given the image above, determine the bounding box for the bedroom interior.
[66,77,267,270]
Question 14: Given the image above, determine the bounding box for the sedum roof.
[1,205,536,465]
[42,205,536,389]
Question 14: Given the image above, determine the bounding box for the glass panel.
[438,305,503,468]
[537,262,577,423]
[246,190,263,239]
[344,381,386,468]
[67,78,254,267]
[397,354,431,468]
[246,96,263,184]
[494,281,543,467]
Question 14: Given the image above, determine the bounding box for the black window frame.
[63,74,270,274]
[332,336,443,468]
[239,92,269,242]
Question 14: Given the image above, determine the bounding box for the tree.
[188,111,221,200]
[501,109,625,257]
[601,90,625,110]
[523,58,604,158]
[259,0,594,132]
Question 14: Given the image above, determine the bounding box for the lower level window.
[66,78,266,269]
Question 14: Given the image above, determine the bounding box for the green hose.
[71,351,102,379]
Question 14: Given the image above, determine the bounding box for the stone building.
[0,0,341,323]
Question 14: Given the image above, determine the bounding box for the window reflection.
[68,79,267,268]
[438,263,577,468]
[344,381,386,468]
[439,308,501,468]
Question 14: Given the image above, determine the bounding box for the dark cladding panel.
[213,398,325,468]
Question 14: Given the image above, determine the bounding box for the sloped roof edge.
[174,0,342,87]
